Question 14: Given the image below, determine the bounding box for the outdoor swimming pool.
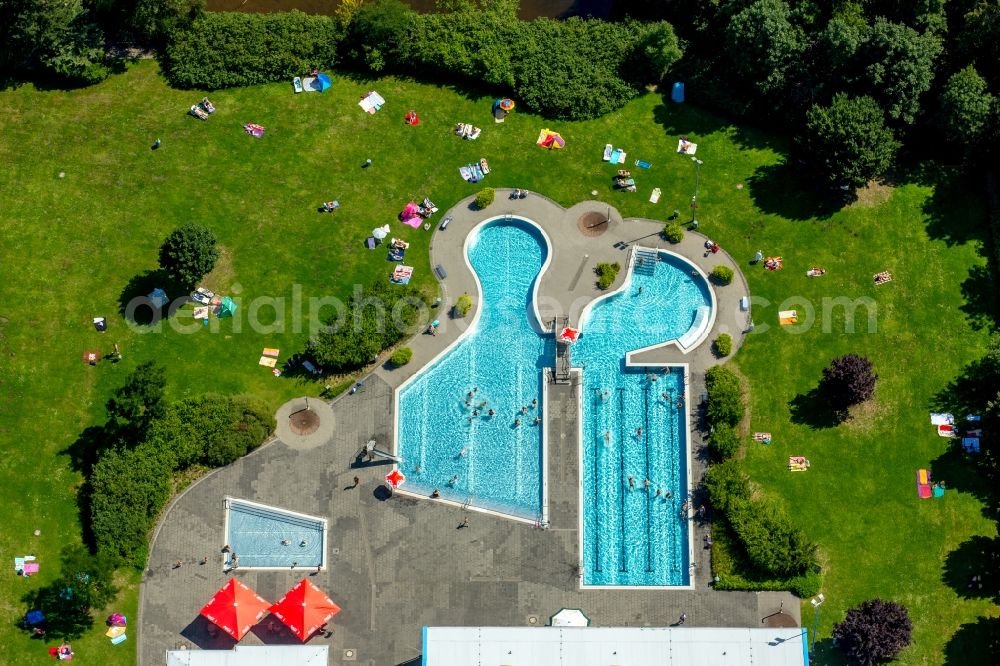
[396,218,551,521]
[575,250,713,586]
[224,498,327,569]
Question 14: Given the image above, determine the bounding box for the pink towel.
[402,216,422,228]
[23,562,39,573]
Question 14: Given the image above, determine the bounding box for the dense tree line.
[630,0,1000,184]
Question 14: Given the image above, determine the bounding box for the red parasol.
[558,327,580,343]
[385,469,406,489]
[199,578,271,641]
[268,579,342,641]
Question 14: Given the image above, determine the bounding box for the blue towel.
[635,160,652,169]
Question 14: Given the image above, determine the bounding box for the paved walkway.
[139,194,792,666]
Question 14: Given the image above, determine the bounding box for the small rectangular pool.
[223,497,327,570]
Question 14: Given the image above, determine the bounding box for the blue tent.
[149,288,168,308]
[316,73,332,92]
[671,82,685,103]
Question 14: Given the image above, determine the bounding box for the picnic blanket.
[359,91,385,114]
[778,310,798,325]
[192,306,210,320]
[388,248,405,262]
[258,356,277,368]
[678,139,697,155]
[603,144,613,161]
[106,626,126,639]
[874,271,893,285]
[649,187,661,203]
[262,348,280,358]
[402,216,422,229]
[391,265,414,285]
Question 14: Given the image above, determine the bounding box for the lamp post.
[690,157,704,225]
[810,594,825,656]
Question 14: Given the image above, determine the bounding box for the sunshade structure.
[550,608,590,627]
[558,327,580,344]
[497,98,515,112]
[315,73,332,92]
[199,578,271,641]
[269,579,342,641]
[218,296,237,318]
[372,224,390,240]
[385,468,406,489]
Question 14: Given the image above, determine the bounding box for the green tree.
[725,0,804,95]
[89,441,173,566]
[26,545,119,638]
[708,422,740,460]
[635,20,682,83]
[454,292,473,317]
[131,0,204,44]
[803,93,898,188]
[833,599,913,666]
[859,18,942,125]
[158,222,220,289]
[0,0,110,83]
[705,365,744,427]
[348,0,414,71]
[105,360,167,444]
[941,66,995,148]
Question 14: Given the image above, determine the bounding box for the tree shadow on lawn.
[943,616,1000,665]
[118,269,186,326]
[942,535,1000,603]
[788,386,843,429]
[913,163,990,248]
[652,100,732,146]
[959,263,999,333]
[745,161,847,221]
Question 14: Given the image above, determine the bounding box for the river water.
[205,0,614,20]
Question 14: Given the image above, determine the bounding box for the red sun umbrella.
[385,468,406,489]
[199,578,271,641]
[269,579,342,641]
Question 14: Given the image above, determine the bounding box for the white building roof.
[422,626,809,666]
[165,645,329,666]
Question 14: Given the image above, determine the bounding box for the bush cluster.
[703,367,820,588]
[475,188,495,209]
[454,292,473,317]
[390,347,413,366]
[713,333,732,357]
[705,365,744,428]
[595,262,621,290]
[309,280,427,373]
[90,387,274,567]
[662,222,684,243]
[710,265,734,285]
[164,11,341,88]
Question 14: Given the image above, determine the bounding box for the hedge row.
[90,394,274,567]
[710,524,823,598]
[164,11,341,89]
[702,366,821,590]
[163,2,682,121]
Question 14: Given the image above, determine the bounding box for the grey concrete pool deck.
[139,194,792,666]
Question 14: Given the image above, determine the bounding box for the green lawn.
[0,61,995,664]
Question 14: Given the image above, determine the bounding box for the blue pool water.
[575,252,712,586]
[396,219,550,520]
[225,499,325,568]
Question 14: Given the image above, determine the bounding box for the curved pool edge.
[392,216,554,526]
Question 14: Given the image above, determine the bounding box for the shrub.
[711,265,734,285]
[345,0,414,71]
[595,261,621,290]
[714,333,733,357]
[164,11,340,88]
[802,93,898,188]
[454,292,473,317]
[820,353,877,411]
[705,458,751,512]
[391,347,413,366]
[705,365,744,428]
[309,281,426,372]
[475,187,495,209]
[833,599,913,666]
[89,442,174,567]
[728,497,818,577]
[158,223,220,289]
[662,221,684,243]
[105,360,168,446]
[708,423,741,461]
